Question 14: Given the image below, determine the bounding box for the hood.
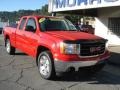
[45,31,102,41]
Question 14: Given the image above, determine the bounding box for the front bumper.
[54,56,109,72]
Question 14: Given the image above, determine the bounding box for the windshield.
[39,17,77,31]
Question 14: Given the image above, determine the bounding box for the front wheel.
[38,51,56,80]
[5,39,15,55]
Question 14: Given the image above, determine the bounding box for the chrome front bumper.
[54,57,109,72]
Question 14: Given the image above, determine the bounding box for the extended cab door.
[16,17,27,51]
[22,17,38,56]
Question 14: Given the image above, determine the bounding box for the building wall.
[0,22,9,28]
[95,6,120,46]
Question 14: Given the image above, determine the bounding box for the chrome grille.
[80,41,105,56]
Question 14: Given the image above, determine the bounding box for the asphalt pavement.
[0,34,120,90]
[108,46,120,66]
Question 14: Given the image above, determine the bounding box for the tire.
[5,39,15,55]
[38,51,56,80]
[0,31,2,34]
[88,63,105,74]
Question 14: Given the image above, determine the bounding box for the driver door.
[23,17,38,56]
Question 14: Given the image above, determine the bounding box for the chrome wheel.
[5,39,15,55]
[39,55,50,76]
[6,40,10,53]
[38,51,55,79]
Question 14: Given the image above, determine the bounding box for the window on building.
[108,18,120,36]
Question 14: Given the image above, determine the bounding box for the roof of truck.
[21,15,64,19]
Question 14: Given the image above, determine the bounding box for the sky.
[0,0,48,12]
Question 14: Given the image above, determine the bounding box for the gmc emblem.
[90,47,101,53]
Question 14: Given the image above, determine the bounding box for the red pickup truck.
[3,16,110,79]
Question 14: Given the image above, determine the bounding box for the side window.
[19,18,27,30]
[25,18,36,32]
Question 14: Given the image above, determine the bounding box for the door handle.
[40,35,42,38]
[22,34,27,37]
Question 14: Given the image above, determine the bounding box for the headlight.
[60,42,80,54]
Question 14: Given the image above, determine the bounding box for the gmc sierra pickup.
[3,16,110,79]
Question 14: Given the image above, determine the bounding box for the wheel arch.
[5,35,10,47]
[36,45,53,66]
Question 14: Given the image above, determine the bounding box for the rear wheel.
[5,39,15,55]
[38,51,56,79]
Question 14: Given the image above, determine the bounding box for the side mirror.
[25,25,35,32]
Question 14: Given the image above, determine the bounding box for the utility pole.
[7,19,9,26]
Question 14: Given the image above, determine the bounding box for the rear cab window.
[19,18,27,30]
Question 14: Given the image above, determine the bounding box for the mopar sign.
[55,0,101,8]
[49,0,120,12]
[55,0,118,8]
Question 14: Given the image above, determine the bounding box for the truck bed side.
[4,26,17,47]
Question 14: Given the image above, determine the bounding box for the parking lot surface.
[0,35,120,90]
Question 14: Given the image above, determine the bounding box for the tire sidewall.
[5,39,15,55]
[38,51,53,79]
[89,63,105,73]
[6,39,11,54]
